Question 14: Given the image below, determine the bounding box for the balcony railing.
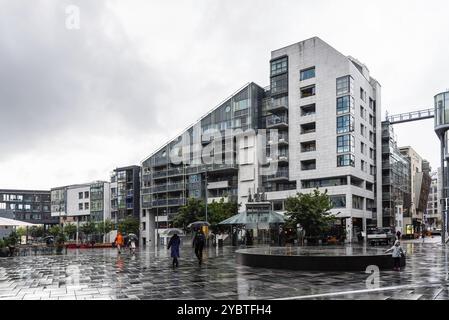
[266,169,289,181]
[266,115,288,128]
[268,133,289,145]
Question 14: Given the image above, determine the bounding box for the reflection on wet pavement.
[0,241,448,300]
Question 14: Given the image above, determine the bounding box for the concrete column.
[345,218,353,243]
[362,216,367,244]
[148,210,156,249]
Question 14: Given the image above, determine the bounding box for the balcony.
[266,115,288,129]
[267,97,288,112]
[207,181,229,190]
[268,133,289,145]
[267,154,289,164]
[152,185,168,193]
[266,169,289,182]
[152,170,167,179]
[167,183,185,192]
[167,167,184,177]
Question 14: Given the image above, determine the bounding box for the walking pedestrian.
[422,230,426,243]
[396,230,402,240]
[192,230,206,265]
[128,237,137,255]
[385,240,405,271]
[114,232,124,254]
[168,233,181,268]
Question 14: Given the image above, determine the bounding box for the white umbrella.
[0,217,41,227]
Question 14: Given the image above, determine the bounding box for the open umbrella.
[128,233,138,240]
[187,221,210,230]
[160,228,184,236]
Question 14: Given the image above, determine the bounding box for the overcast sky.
[1,0,448,190]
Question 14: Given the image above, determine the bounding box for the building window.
[336,115,354,133]
[369,114,374,126]
[369,148,374,160]
[84,202,89,210]
[301,141,316,152]
[330,195,346,208]
[79,203,83,210]
[0,203,5,210]
[79,192,83,199]
[85,191,89,198]
[361,160,367,172]
[352,195,364,210]
[337,135,354,154]
[337,154,355,167]
[301,176,347,189]
[336,76,353,95]
[360,124,366,137]
[336,96,354,115]
[300,85,316,98]
[142,222,146,231]
[360,106,366,120]
[271,57,288,76]
[360,87,366,102]
[369,131,374,143]
[361,142,366,155]
[301,159,316,171]
[370,165,375,176]
[301,122,316,134]
[300,104,316,116]
[300,67,315,81]
[271,73,288,95]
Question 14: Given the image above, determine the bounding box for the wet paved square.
[1,239,449,300]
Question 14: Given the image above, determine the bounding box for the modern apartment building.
[140,37,382,246]
[381,122,411,232]
[399,146,432,234]
[110,166,141,223]
[426,171,441,230]
[51,181,111,225]
[0,189,57,229]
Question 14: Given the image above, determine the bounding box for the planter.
[0,247,10,257]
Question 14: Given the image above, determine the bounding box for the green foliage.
[207,198,239,231]
[285,188,336,238]
[97,219,114,236]
[48,225,62,238]
[80,221,97,237]
[118,216,139,235]
[0,239,5,248]
[173,198,205,229]
[63,223,77,240]
[29,226,44,238]
[16,227,27,238]
[4,232,19,246]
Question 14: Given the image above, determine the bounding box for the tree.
[207,198,239,232]
[285,188,336,239]
[80,221,97,242]
[97,219,114,243]
[173,198,205,229]
[48,225,62,238]
[63,223,77,240]
[16,227,27,238]
[118,216,139,235]
[30,226,44,239]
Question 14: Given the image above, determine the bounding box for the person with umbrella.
[128,233,137,255]
[192,229,206,265]
[167,232,181,268]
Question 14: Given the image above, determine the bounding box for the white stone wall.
[268,37,379,228]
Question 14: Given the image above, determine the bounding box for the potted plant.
[0,240,9,257]
[55,233,66,254]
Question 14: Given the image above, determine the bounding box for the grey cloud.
[0,0,166,162]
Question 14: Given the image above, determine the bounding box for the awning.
[219,211,286,226]
[0,217,42,227]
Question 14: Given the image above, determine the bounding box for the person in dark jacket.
[168,233,181,268]
[192,230,206,265]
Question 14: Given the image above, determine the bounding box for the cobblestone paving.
[1,239,449,300]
